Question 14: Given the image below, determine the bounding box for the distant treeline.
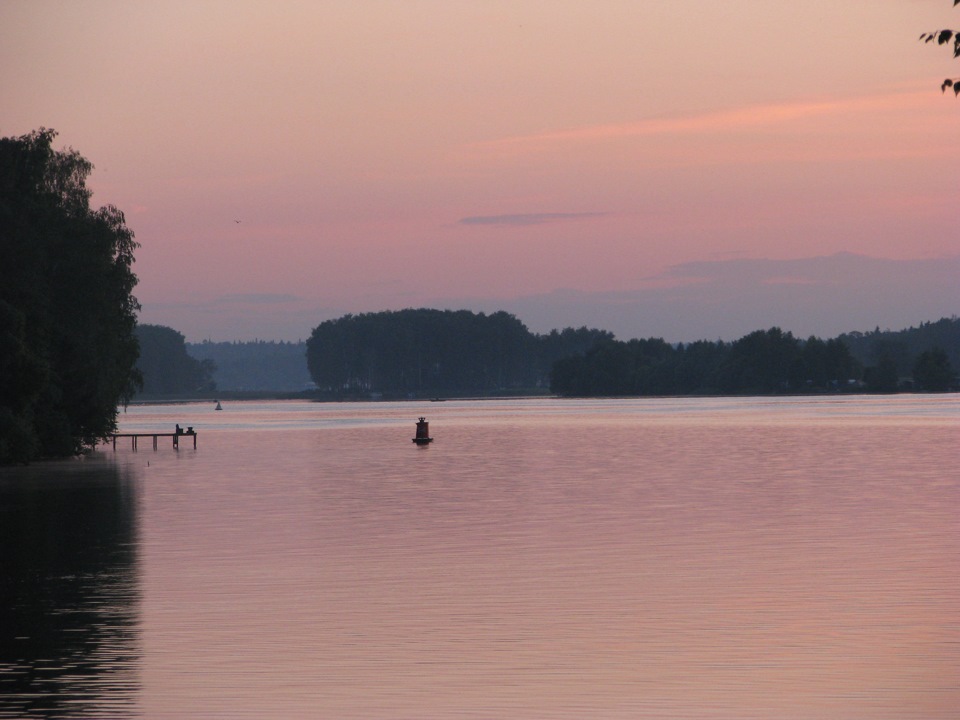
[307,311,957,397]
[552,330,861,396]
[306,309,611,397]
[186,339,312,392]
[552,318,959,396]
[838,317,960,378]
[135,313,959,399]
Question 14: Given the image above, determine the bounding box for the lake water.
[1,395,957,719]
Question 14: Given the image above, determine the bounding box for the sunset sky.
[3,1,959,342]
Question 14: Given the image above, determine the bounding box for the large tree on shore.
[0,129,141,463]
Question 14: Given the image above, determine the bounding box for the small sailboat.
[215,401,223,411]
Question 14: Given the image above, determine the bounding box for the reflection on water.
[1,396,958,719]
[0,459,140,719]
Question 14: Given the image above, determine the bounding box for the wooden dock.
[109,431,197,450]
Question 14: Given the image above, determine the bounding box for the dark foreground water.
[1,396,957,719]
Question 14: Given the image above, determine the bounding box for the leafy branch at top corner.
[919,0,960,95]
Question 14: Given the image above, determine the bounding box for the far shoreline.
[126,387,956,406]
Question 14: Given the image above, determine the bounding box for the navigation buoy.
[413,417,433,445]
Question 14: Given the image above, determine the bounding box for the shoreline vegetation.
[1,130,140,465]
[138,311,959,403]
[128,386,954,406]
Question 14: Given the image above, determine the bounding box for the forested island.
[305,309,611,398]
[304,311,958,398]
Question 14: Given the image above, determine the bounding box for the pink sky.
[3,1,959,341]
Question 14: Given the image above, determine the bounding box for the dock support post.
[107,432,197,451]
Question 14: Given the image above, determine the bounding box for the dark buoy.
[413,417,433,444]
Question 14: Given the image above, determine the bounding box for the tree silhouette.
[920,1,960,94]
[0,129,141,462]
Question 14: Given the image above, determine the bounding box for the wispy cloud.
[471,91,934,155]
[459,212,607,227]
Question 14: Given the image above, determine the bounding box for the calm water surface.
[1,396,958,719]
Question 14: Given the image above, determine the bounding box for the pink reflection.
[120,398,960,718]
